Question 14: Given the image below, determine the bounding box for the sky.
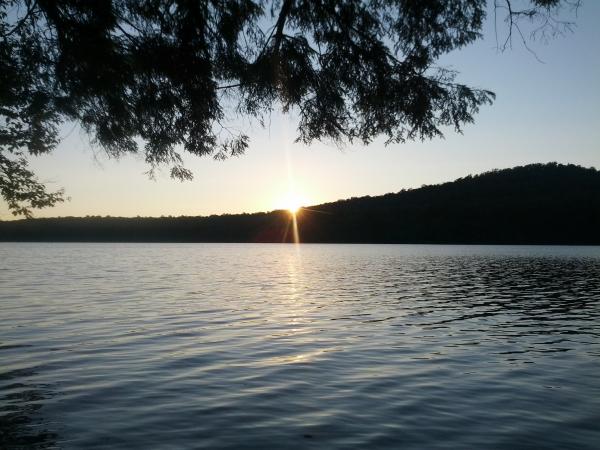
[2,2,599,219]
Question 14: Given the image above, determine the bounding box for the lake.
[1,243,599,449]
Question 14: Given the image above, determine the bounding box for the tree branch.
[1,0,37,38]
[273,0,293,53]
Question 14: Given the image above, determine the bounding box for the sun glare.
[286,200,301,214]
[279,192,308,215]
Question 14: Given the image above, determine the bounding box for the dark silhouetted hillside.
[1,163,599,244]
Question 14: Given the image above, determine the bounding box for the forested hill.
[1,163,599,244]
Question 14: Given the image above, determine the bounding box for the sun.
[278,192,308,214]
[286,198,301,214]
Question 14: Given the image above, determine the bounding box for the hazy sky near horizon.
[2,2,599,219]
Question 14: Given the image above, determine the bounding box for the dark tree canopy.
[0,0,580,216]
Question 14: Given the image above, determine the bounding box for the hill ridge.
[1,163,599,244]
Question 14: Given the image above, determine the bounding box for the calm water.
[1,244,599,449]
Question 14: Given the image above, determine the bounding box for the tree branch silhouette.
[0,0,582,216]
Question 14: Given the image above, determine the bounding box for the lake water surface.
[1,243,599,449]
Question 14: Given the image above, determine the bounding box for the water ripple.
[1,243,599,449]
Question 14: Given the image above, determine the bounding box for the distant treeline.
[1,163,599,244]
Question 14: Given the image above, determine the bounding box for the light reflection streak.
[291,211,300,245]
[283,116,301,246]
